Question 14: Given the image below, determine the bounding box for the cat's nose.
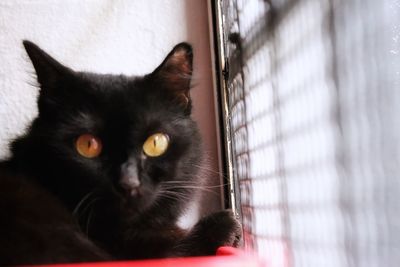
[120,175,140,190]
[120,174,141,197]
[120,160,141,195]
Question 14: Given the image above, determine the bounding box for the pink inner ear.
[166,49,192,75]
[177,93,190,106]
[160,48,192,94]
[152,43,193,105]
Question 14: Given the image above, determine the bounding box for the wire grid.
[220,0,400,267]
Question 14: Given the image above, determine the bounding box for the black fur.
[0,41,241,265]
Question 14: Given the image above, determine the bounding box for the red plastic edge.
[23,247,266,267]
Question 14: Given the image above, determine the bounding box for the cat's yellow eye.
[143,133,169,157]
[75,134,102,158]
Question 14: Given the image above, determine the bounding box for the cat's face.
[22,41,202,213]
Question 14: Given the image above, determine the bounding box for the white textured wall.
[0,0,221,223]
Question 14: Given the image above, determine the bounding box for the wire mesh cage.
[214,0,400,266]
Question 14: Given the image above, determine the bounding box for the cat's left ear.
[151,43,193,109]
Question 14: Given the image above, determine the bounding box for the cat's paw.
[198,210,242,248]
[175,210,242,256]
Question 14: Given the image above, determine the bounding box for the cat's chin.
[117,187,157,212]
[125,187,143,198]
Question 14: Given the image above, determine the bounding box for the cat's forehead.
[80,72,135,92]
[78,73,146,106]
[74,73,180,129]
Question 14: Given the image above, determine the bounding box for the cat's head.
[20,41,202,215]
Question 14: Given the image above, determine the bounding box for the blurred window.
[216,0,400,266]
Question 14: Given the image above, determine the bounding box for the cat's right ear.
[23,40,71,88]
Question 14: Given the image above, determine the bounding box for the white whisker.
[73,191,96,216]
[72,190,102,237]
[79,197,100,217]
[191,163,225,176]
[86,208,95,236]
[161,180,228,188]
[157,190,192,202]
[160,184,225,196]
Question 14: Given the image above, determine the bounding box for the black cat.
[0,41,241,265]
